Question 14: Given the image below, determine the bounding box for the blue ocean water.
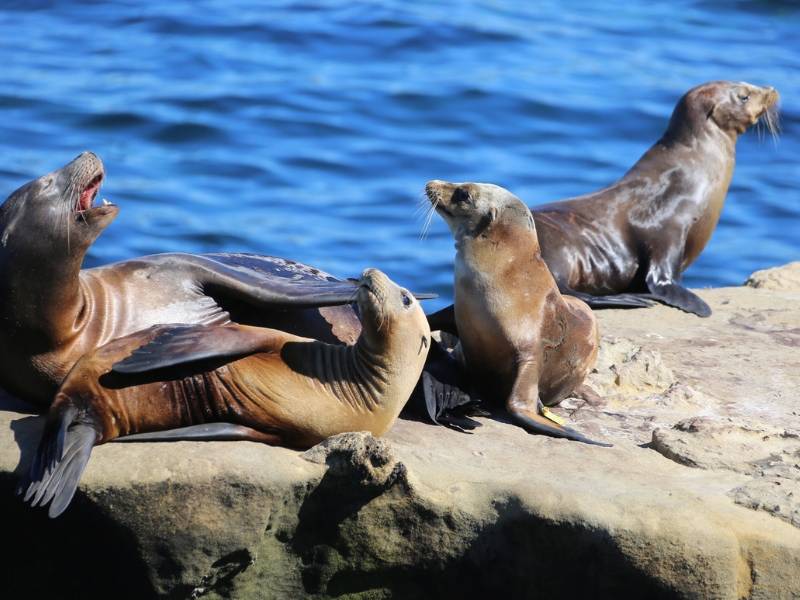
[1,0,798,312]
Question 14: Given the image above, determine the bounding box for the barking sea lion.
[0,153,420,407]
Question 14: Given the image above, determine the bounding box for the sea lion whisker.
[764,104,781,145]
[411,192,430,220]
[419,199,439,243]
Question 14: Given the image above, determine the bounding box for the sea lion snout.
[358,268,418,315]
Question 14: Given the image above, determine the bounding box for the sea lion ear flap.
[0,207,23,247]
[697,87,718,120]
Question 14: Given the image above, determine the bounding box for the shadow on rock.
[290,432,680,600]
[0,472,157,600]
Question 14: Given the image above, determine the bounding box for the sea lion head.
[356,268,431,368]
[425,180,535,243]
[665,81,780,141]
[0,152,117,258]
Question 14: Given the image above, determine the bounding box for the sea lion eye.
[739,94,750,104]
[401,293,412,307]
[454,188,471,204]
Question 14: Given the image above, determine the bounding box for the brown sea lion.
[531,81,780,317]
[425,180,606,445]
[18,268,431,517]
[0,153,401,407]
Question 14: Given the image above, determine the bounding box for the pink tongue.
[79,179,100,211]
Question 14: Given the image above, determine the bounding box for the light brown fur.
[426,181,602,443]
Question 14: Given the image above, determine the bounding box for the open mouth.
[77,173,104,213]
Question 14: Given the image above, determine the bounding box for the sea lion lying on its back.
[19,268,431,518]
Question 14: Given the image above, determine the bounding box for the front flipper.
[507,362,611,447]
[193,253,436,308]
[426,304,459,336]
[112,423,282,444]
[645,274,711,317]
[555,280,654,309]
[185,253,362,309]
[113,324,288,374]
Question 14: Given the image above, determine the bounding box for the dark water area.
[1,0,798,311]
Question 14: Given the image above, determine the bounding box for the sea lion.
[530,81,780,317]
[0,153,406,407]
[18,268,431,517]
[425,180,607,446]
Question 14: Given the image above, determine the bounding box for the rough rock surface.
[2,265,800,599]
[744,261,800,291]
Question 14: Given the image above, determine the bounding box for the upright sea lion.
[0,153,417,407]
[425,180,606,446]
[18,268,431,517]
[530,81,780,317]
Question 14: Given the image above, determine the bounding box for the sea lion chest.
[453,244,546,398]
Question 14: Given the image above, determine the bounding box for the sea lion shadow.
[0,388,48,480]
[9,413,45,478]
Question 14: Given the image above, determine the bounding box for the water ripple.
[0,1,798,311]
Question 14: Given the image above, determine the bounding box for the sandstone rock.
[744,261,800,291]
[583,336,676,399]
[652,417,800,474]
[301,431,407,490]
[3,276,800,598]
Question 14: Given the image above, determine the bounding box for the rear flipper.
[112,423,281,444]
[508,363,612,447]
[645,275,711,318]
[420,372,488,430]
[426,304,459,337]
[16,404,100,518]
[556,281,654,309]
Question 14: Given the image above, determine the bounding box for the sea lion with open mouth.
[0,153,416,407]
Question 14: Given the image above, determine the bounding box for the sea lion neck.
[0,247,89,343]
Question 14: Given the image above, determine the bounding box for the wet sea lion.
[425,180,606,445]
[18,268,431,517]
[0,153,392,407]
[530,81,780,317]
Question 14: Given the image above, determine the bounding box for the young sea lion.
[531,81,780,317]
[18,268,431,517]
[425,180,606,446]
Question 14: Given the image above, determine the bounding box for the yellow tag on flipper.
[541,407,565,426]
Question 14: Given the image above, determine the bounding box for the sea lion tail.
[16,403,99,518]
